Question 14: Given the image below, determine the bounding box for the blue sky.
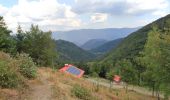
[0,0,18,7]
[0,0,170,32]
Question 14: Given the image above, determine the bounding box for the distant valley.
[81,39,108,50]
[52,28,139,46]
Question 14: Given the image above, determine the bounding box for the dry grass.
[40,68,158,100]
[0,67,160,100]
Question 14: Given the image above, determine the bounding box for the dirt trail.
[27,69,53,100]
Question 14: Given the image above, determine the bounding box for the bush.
[0,61,20,88]
[16,53,37,79]
[71,84,91,100]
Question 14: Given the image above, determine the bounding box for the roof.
[59,64,85,78]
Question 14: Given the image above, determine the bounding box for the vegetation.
[90,38,123,55]
[0,60,20,88]
[15,25,56,66]
[0,51,37,88]
[81,39,107,50]
[71,84,91,100]
[0,12,170,100]
[0,16,16,54]
[55,40,95,62]
[89,14,170,99]
[0,16,55,88]
[16,53,37,79]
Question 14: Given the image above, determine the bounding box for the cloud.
[90,13,108,23]
[0,5,8,15]
[2,0,81,32]
[0,0,170,32]
[72,0,169,16]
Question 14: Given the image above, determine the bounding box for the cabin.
[59,64,85,78]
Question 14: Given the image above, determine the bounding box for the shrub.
[71,84,91,100]
[0,52,11,62]
[0,61,20,88]
[16,53,37,79]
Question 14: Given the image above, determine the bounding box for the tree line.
[0,16,56,67]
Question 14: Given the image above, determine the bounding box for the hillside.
[53,28,139,46]
[0,67,159,100]
[90,38,123,55]
[55,40,95,62]
[101,14,170,63]
[81,39,108,50]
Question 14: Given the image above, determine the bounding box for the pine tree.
[0,16,16,54]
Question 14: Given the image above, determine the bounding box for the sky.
[0,0,170,32]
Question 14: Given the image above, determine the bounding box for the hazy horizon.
[0,0,169,32]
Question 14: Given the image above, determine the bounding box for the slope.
[55,40,95,62]
[101,14,170,63]
[90,38,123,55]
[81,39,108,50]
[0,67,160,100]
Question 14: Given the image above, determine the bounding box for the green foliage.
[16,53,37,79]
[101,14,170,64]
[91,72,99,77]
[138,27,170,98]
[90,38,123,55]
[106,71,114,81]
[97,14,170,98]
[75,62,90,75]
[16,25,25,53]
[0,52,23,88]
[15,25,57,66]
[0,61,20,88]
[116,59,137,84]
[0,16,16,54]
[0,52,37,88]
[71,84,91,100]
[55,40,95,62]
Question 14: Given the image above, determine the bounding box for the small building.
[59,64,85,78]
[113,75,121,83]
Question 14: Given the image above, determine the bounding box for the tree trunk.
[156,91,160,100]
[109,81,112,91]
[152,84,155,97]
[125,83,128,93]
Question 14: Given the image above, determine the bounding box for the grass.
[43,68,159,100]
[0,67,161,100]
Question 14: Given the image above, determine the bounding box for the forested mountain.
[90,38,123,55]
[92,14,170,99]
[53,28,139,46]
[81,39,108,50]
[55,40,95,62]
[101,14,170,63]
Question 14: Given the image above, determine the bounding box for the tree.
[158,31,170,99]
[117,59,137,93]
[139,27,162,99]
[16,25,25,53]
[15,25,57,66]
[138,27,170,99]
[0,16,16,54]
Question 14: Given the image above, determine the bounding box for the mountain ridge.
[100,14,170,63]
[90,38,123,55]
[52,27,140,46]
[55,40,95,62]
[81,39,108,50]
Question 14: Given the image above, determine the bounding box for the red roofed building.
[59,64,85,78]
[113,75,121,83]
